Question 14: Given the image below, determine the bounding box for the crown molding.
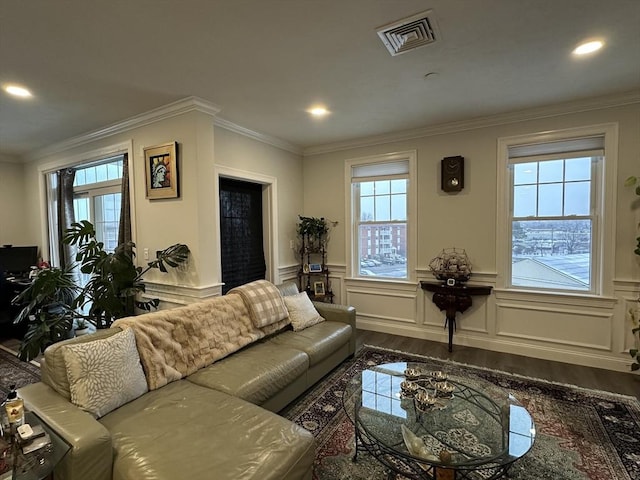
[28,96,221,161]
[214,117,302,155]
[303,89,640,156]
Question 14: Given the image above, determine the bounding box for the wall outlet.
[143,248,149,260]
[290,239,295,250]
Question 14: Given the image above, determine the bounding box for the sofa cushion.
[284,292,325,331]
[99,381,315,480]
[187,342,308,405]
[276,281,300,297]
[62,328,148,418]
[267,321,352,366]
[41,327,123,400]
[229,279,289,328]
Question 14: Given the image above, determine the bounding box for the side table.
[420,281,493,352]
[0,411,70,480]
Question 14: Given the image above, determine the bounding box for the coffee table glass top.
[343,362,535,476]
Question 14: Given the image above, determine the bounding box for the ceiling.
[1,0,639,158]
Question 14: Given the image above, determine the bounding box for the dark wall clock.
[441,156,464,192]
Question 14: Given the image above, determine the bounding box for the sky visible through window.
[511,156,593,291]
[357,179,407,279]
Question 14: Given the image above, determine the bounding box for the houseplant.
[14,220,190,360]
[63,220,190,329]
[297,216,329,240]
[73,318,90,336]
[296,216,337,255]
[624,175,640,371]
[12,264,79,361]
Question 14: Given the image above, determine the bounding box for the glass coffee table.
[0,411,70,480]
[343,362,535,480]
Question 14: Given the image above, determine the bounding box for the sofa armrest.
[313,302,356,355]
[18,382,113,480]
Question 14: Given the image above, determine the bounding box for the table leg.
[446,314,456,353]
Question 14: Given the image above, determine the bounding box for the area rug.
[0,346,40,398]
[282,346,640,480]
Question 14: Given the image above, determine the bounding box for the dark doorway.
[219,178,266,294]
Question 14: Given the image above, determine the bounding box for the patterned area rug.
[0,346,40,398]
[282,346,640,480]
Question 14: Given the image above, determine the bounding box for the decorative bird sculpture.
[401,425,439,462]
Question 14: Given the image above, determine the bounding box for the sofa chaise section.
[99,380,314,480]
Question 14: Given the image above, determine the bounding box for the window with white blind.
[347,151,416,280]
[504,136,605,294]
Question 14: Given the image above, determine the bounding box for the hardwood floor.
[357,329,640,400]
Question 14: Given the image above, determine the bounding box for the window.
[348,152,416,280]
[72,157,124,253]
[505,136,605,293]
[45,155,124,267]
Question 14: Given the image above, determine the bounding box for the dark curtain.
[117,153,132,247]
[219,178,266,294]
[57,168,76,267]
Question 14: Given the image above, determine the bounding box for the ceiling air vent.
[376,10,438,56]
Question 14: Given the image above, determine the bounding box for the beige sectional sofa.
[18,280,356,480]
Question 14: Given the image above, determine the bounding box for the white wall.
[213,126,303,282]
[0,158,29,247]
[302,101,640,371]
[21,103,304,306]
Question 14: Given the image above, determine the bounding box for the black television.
[0,246,39,276]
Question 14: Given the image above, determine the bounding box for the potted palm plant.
[63,220,190,329]
[14,220,190,360]
[73,318,90,336]
[12,265,79,361]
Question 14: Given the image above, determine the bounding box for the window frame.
[345,151,417,282]
[73,157,124,253]
[40,143,132,267]
[496,124,618,298]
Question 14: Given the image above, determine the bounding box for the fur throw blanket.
[113,293,265,390]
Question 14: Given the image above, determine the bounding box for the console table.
[420,281,493,352]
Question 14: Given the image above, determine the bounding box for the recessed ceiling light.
[3,84,33,98]
[573,40,604,56]
[308,106,329,117]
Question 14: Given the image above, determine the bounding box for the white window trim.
[37,140,135,264]
[496,123,618,298]
[344,150,417,282]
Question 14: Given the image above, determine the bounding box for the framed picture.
[313,281,325,296]
[309,263,323,273]
[144,142,179,199]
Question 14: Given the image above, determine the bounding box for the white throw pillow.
[284,292,325,331]
[62,328,148,418]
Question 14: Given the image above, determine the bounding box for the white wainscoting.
[495,301,612,351]
[142,269,638,372]
[143,281,223,309]
[347,271,638,372]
